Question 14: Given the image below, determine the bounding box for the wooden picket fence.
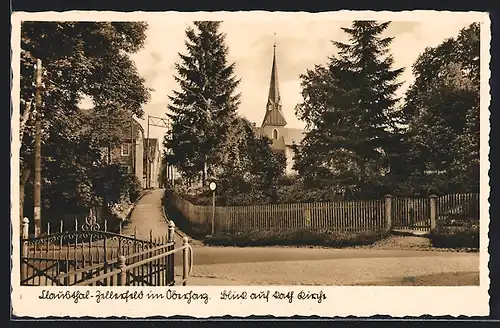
[437,193,480,226]
[392,198,432,231]
[168,191,388,234]
[167,191,480,235]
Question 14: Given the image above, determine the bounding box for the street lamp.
[209,181,217,235]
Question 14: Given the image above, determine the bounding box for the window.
[272,129,278,140]
[121,144,130,156]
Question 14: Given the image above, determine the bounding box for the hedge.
[429,225,479,249]
[203,229,388,248]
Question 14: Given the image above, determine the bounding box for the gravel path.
[122,189,184,247]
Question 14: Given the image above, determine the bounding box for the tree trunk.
[19,167,31,222]
[107,145,111,164]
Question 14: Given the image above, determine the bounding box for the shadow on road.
[161,191,206,243]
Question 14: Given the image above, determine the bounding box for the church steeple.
[267,39,281,110]
[261,35,287,127]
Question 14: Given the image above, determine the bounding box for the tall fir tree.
[294,21,404,197]
[165,21,241,187]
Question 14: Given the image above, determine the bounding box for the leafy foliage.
[20,22,151,222]
[402,23,480,194]
[176,116,286,206]
[204,230,385,247]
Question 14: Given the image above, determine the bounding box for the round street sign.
[209,182,217,191]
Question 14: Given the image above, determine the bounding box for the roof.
[261,43,287,127]
[262,107,287,127]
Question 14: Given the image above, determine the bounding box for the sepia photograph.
[11,10,490,317]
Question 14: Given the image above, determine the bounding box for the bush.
[127,175,143,203]
[203,229,386,248]
[429,225,479,249]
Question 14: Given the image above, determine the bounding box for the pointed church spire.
[267,33,281,110]
[261,34,287,127]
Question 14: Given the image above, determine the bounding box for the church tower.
[261,39,287,128]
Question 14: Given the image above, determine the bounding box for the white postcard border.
[10,10,491,318]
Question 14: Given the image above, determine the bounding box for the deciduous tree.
[20,22,151,223]
[402,23,480,194]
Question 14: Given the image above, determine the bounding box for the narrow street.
[121,189,184,247]
[124,189,480,286]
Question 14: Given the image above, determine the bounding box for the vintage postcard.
[11,10,491,318]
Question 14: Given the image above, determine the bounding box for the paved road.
[186,249,478,286]
[124,189,480,286]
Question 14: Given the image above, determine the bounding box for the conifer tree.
[165,21,241,186]
[294,21,404,197]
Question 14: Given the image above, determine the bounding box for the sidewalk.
[121,189,184,246]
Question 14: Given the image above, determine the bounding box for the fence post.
[430,194,438,230]
[22,217,29,240]
[167,221,176,285]
[21,217,29,283]
[117,255,126,286]
[384,194,392,232]
[182,237,190,286]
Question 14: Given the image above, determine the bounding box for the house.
[143,138,162,188]
[105,118,145,188]
[255,42,306,175]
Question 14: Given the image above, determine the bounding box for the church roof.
[261,42,287,127]
[262,107,287,126]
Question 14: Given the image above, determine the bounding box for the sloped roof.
[262,107,287,126]
[261,43,287,127]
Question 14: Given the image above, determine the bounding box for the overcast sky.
[80,15,477,141]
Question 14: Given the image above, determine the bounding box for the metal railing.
[20,217,193,286]
[74,237,193,286]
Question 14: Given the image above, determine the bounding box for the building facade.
[256,43,306,175]
[107,118,145,188]
[143,138,162,188]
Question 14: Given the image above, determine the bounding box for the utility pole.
[145,115,150,188]
[130,117,135,174]
[33,58,43,237]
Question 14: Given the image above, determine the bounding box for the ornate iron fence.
[20,213,193,286]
